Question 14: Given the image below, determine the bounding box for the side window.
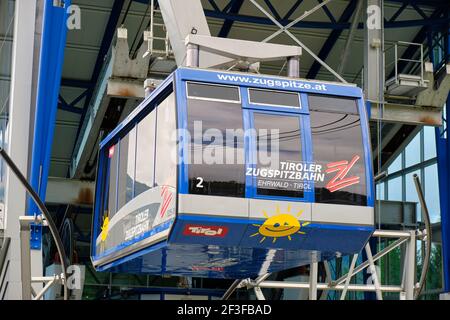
[187,82,240,101]
[106,143,118,217]
[187,82,245,197]
[248,88,300,108]
[135,110,156,196]
[253,113,304,198]
[308,94,358,114]
[309,95,367,206]
[117,128,137,211]
[155,93,176,187]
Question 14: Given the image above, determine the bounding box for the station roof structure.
[52,0,449,178]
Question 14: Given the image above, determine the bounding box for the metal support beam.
[58,95,83,114]
[33,277,56,301]
[318,0,336,23]
[221,279,242,300]
[338,0,364,77]
[0,237,10,277]
[258,281,404,292]
[3,0,40,300]
[364,0,384,102]
[320,261,333,300]
[436,92,450,294]
[186,43,200,68]
[250,0,346,82]
[207,0,221,12]
[72,0,125,167]
[309,261,318,300]
[262,0,333,43]
[307,0,358,80]
[431,20,449,296]
[206,11,450,29]
[28,0,71,249]
[403,230,416,300]
[370,102,442,126]
[19,216,33,300]
[218,0,245,38]
[70,26,149,179]
[254,286,266,300]
[364,242,383,300]
[333,236,410,285]
[340,254,359,300]
[45,177,95,205]
[263,0,281,21]
[283,0,303,21]
[287,56,300,78]
[388,2,407,22]
[81,0,124,108]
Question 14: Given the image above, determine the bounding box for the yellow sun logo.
[101,215,109,242]
[250,205,310,243]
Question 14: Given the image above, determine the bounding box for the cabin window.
[248,88,300,108]
[134,110,156,196]
[100,92,174,221]
[253,113,304,198]
[155,93,177,188]
[106,143,118,217]
[117,127,137,211]
[309,94,359,114]
[308,95,367,206]
[187,82,240,102]
[187,83,245,197]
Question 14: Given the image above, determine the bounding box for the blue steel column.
[435,11,450,292]
[28,0,71,249]
[436,93,450,294]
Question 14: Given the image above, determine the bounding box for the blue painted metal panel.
[176,68,363,97]
[93,220,174,262]
[130,287,225,299]
[436,93,450,293]
[433,21,449,294]
[28,0,71,249]
[96,215,373,278]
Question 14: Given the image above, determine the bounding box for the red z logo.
[325,155,361,193]
[160,186,173,218]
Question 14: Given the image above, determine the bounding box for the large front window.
[253,112,304,198]
[309,94,367,206]
[187,82,245,197]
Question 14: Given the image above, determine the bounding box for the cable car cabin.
[91,68,374,278]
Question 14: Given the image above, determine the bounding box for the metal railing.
[0,236,11,297]
[222,176,432,301]
[224,229,419,300]
[385,41,425,85]
[144,0,172,58]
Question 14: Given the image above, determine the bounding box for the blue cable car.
[91,68,374,278]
